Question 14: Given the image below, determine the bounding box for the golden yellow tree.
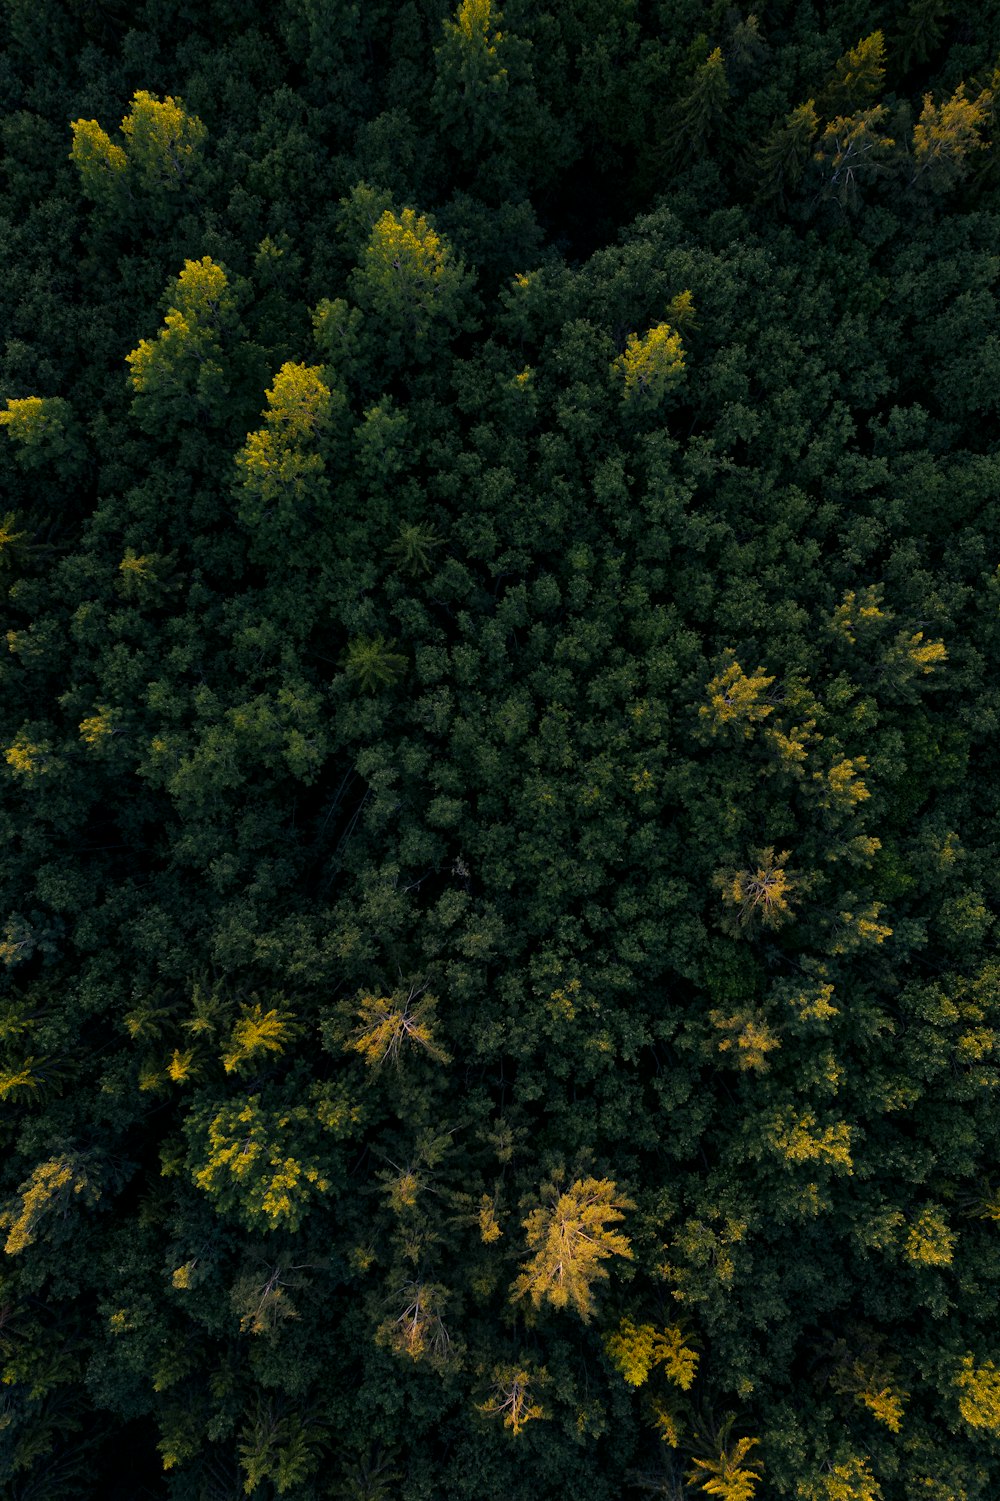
[511,1176,633,1321]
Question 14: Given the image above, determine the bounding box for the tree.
[433,0,510,148]
[350,204,473,364]
[510,1176,633,1320]
[614,321,686,406]
[125,256,241,430]
[911,83,993,190]
[0,396,82,476]
[235,360,340,551]
[813,107,896,209]
[754,101,819,208]
[820,34,886,116]
[70,90,206,211]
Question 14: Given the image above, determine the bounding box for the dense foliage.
[3,1,1000,1496]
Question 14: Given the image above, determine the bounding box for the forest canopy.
[2,1,1000,1498]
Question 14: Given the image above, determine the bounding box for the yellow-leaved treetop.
[615,320,686,406]
[955,1354,1000,1434]
[699,658,775,739]
[687,1434,762,1501]
[1,1154,99,1256]
[709,1009,782,1072]
[511,1175,633,1321]
[716,847,796,931]
[796,1454,883,1501]
[433,0,510,145]
[477,1364,549,1434]
[820,31,886,114]
[904,1203,955,1266]
[353,206,470,357]
[126,257,238,427]
[118,89,206,190]
[912,82,993,189]
[191,1095,332,1232]
[0,395,74,464]
[605,1318,700,1389]
[345,987,450,1067]
[70,90,205,204]
[221,1001,302,1075]
[768,1107,853,1173]
[814,107,896,208]
[236,361,336,532]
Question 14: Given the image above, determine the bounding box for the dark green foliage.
[3,1,1000,1498]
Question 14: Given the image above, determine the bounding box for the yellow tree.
[351,205,472,361]
[236,361,336,518]
[70,90,205,207]
[126,257,240,429]
[912,82,993,189]
[615,321,686,407]
[511,1176,633,1320]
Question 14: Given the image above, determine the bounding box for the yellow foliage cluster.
[0,1154,98,1257]
[913,84,993,184]
[717,847,796,931]
[192,1096,331,1231]
[796,1455,882,1501]
[955,1355,1000,1435]
[236,360,335,515]
[709,1010,782,1072]
[70,90,205,197]
[511,1177,633,1321]
[904,1204,956,1266]
[700,659,775,737]
[379,1281,451,1362]
[346,988,450,1067]
[221,1001,302,1075]
[478,1364,549,1434]
[605,1318,699,1389]
[687,1435,762,1501]
[768,1108,853,1172]
[615,320,686,405]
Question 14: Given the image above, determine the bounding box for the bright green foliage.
[511,1177,633,1321]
